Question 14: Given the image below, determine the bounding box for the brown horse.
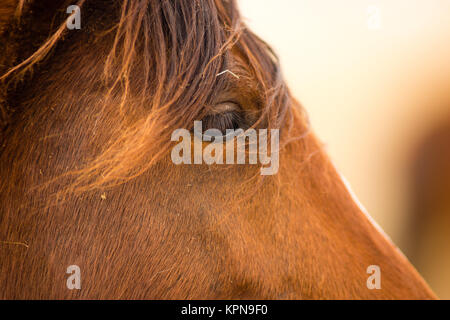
[0,0,436,299]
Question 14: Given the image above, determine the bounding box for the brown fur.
[0,0,436,299]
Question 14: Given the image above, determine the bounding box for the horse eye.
[201,102,245,136]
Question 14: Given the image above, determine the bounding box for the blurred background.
[240,0,450,298]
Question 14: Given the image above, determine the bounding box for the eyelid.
[199,102,245,140]
[209,101,240,115]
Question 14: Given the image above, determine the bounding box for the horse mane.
[0,0,302,193]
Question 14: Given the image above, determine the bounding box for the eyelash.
[202,111,246,135]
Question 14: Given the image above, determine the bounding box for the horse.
[0,0,436,299]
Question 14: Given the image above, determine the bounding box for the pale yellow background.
[240,0,450,298]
